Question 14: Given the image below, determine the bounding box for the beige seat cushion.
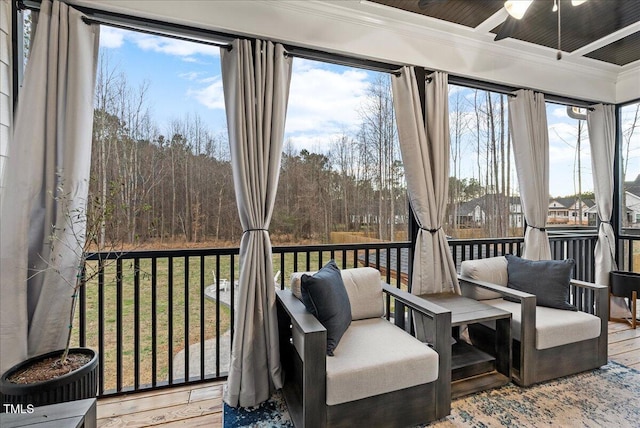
[326,318,439,405]
[482,299,601,350]
[460,257,507,300]
[290,267,384,320]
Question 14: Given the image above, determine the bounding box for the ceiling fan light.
[571,0,587,5]
[504,0,533,20]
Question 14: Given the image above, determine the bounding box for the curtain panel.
[588,104,628,317]
[0,0,99,373]
[391,68,459,297]
[508,89,551,260]
[221,39,292,408]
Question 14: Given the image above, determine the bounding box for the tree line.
[89,56,611,248]
[88,63,407,246]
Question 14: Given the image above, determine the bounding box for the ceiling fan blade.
[494,16,520,41]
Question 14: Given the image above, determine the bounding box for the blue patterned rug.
[223,361,640,427]
[223,390,293,427]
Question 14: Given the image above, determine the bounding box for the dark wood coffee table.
[0,398,96,428]
[419,293,512,398]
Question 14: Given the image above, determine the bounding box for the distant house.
[623,175,640,228]
[449,185,640,230]
[548,197,595,225]
[450,194,523,229]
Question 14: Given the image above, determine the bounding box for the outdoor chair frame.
[458,274,608,387]
[276,282,451,428]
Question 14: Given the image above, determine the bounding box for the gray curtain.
[221,39,292,407]
[588,104,628,317]
[509,89,551,260]
[0,0,99,373]
[391,68,459,296]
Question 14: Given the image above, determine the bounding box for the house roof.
[625,174,640,197]
[550,197,596,209]
[456,194,521,216]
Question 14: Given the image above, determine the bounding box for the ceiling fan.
[417,0,590,59]
[498,0,590,59]
[503,0,587,20]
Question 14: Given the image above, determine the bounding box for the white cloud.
[285,60,371,137]
[99,27,219,60]
[549,123,591,163]
[179,71,202,81]
[551,107,567,118]
[184,59,374,146]
[187,77,225,110]
[133,34,219,58]
[548,122,593,196]
[99,27,126,49]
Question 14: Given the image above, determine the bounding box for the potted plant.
[0,177,130,408]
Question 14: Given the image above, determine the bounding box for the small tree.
[35,174,139,366]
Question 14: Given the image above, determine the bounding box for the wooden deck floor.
[97,321,640,427]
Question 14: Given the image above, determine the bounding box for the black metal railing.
[617,235,640,272]
[78,233,598,398]
[78,242,413,398]
[448,233,598,282]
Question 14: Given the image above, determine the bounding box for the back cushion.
[340,267,385,320]
[460,257,507,300]
[291,267,384,320]
[291,271,316,300]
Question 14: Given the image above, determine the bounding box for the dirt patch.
[7,353,92,384]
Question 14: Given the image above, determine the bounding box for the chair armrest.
[276,289,325,335]
[458,275,536,302]
[569,279,609,321]
[276,289,327,427]
[382,282,450,318]
[570,279,608,291]
[382,283,452,419]
[458,274,536,385]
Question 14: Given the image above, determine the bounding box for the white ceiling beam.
[474,8,508,34]
[570,22,640,57]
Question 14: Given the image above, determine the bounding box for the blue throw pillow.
[301,260,352,356]
[505,254,577,311]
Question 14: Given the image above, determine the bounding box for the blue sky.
[99,26,373,153]
[99,26,639,197]
[99,27,228,133]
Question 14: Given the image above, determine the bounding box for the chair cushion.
[292,267,384,320]
[482,299,601,350]
[326,318,439,405]
[460,257,507,300]
[301,260,352,356]
[505,255,577,311]
[339,267,385,319]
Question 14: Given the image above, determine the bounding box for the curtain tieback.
[243,228,269,235]
[528,225,547,232]
[419,226,442,234]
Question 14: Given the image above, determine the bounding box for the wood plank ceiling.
[370,0,640,66]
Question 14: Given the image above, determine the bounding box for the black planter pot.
[610,271,640,301]
[610,271,640,329]
[0,348,98,409]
